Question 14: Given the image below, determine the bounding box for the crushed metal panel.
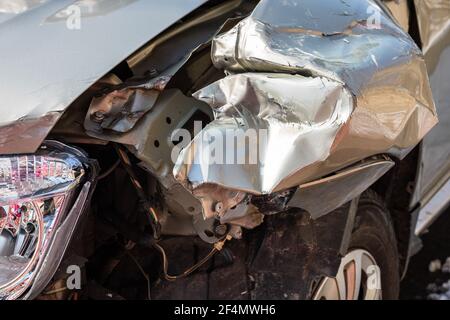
[84,0,252,140]
[84,72,171,134]
[86,88,217,240]
[211,0,424,93]
[174,73,353,194]
[86,89,212,187]
[0,0,208,154]
[174,0,438,200]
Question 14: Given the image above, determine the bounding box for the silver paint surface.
[0,0,207,154]
[174,0,438,200]
[415,176,450,236]
[288,158,395,220]
[412,0,450,207]
[175,73,353,194]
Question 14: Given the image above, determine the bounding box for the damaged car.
[0,0,449,300]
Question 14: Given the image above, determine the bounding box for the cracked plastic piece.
[174,0,438,217]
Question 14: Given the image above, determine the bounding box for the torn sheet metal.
[174,0,438,215]
[87,89,211,185]
[174,73,353,194]
[86,88,217,239]
[84,71,171,134]
[0,0,208,155]
[84,0,252,140]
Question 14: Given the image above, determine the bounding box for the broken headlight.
[0,141,86,299]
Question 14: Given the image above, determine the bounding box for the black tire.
[348,190,400,299]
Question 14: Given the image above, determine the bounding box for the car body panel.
[173,0,438,228]
[413,0,450,206]
[0,0,207,154]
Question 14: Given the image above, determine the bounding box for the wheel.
[313,190,400,300]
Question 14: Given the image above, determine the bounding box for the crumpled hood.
[0,0,207,154]
[174,0,438,197]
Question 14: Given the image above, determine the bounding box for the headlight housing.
[0,141,88,299]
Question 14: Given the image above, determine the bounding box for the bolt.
[214,202,224,214]
[91,111,106,123]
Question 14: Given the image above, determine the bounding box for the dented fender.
[0,0,208,154]
[174,0,438,222]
